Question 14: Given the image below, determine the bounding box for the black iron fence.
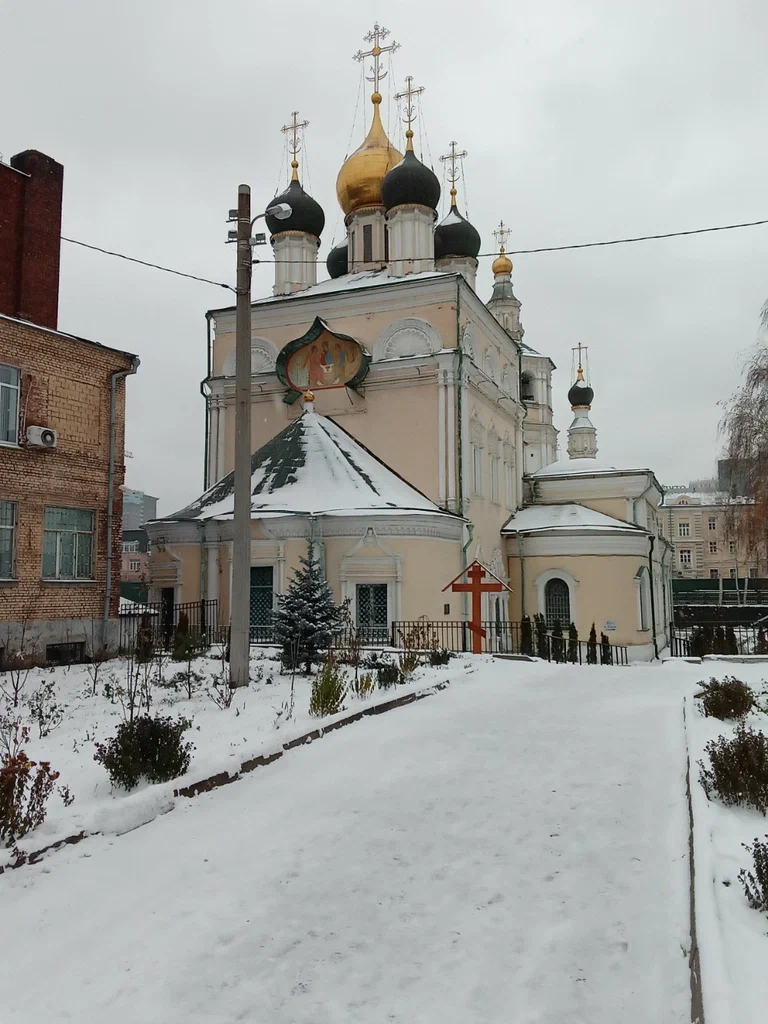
[669,622,768,658]
[119,600,220,652]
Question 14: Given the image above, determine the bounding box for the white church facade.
[148,33,673,660]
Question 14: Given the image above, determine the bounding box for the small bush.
[94,715,193,790]
[350,672,375,698]
[551,621,565,663]
[567,623,579,664]
[398,649,420,679]
[699,724,768,814]
[377,662,403,688]
[309,656,347,718]
[1,722,62,846]
[429,648,452,667]
[586,623,598,665]
[739,834,768,912]
[697,676,754,720]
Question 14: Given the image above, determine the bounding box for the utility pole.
[230,183,252,687]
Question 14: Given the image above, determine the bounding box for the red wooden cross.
[442,561,509,654]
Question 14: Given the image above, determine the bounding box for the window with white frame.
[729,567,737,579]
[489,455,500,503]
[678,521,690,537]
[0,364,20,445]
[0,500,16,578]
[708,517,717,531]
[128,559,140,572]
[504,461,515,509]
[709,541,717,554]
[637,567,651,630]
[471,445,483,496]
[42,507,95,580]
[729,540,736,554]
[679,549,692,566]
[709,568,719,579]
[122,540,139,553]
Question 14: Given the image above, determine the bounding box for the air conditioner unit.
[26,426,58,448]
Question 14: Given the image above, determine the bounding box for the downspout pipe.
[648,533,659,660]
[103,357,140,649]
[202,312,213,490]
[455,276,470,622]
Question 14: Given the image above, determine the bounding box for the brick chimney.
[0,149,64,329]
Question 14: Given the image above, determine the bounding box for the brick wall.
[0,150,64,329]
[0,316,135,640]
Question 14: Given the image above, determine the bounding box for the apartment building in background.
[0,149,138,663]
[661,485,760,580]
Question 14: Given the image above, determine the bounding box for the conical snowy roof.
[167,407,454,522]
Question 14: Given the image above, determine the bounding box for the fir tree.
[587,623,598,665]
[600,632,613,665]
[567,622,579,664]
[551,621,565,663]
[726,625,739,655]
[757,628,768,655]
[534,614,549,660]
[272,550,347,674]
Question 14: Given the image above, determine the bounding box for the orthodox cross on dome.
[354,22,400,97]
[395,75,425,150]
[493,219,511,255]
[281,110,309,182]
[572,342,588,381]
[439,140,467,205]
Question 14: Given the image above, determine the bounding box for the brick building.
[661,488,760,580]
[0,149,139,662]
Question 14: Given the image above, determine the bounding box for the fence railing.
[119,600,219,652]
[670,622,768,658]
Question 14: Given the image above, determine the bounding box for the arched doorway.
[544,578,570,628]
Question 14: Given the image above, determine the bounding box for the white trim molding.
[373,317,442,362]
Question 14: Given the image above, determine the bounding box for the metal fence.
[119,600,219,653]
[669,622,768,658]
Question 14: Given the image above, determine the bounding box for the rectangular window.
[42,507,95,580]
[708,517,717,531]
[709,568,719,579]
[128,559,140,572]
[0,500,17,578]
[729,568,737,579]
[679,549,692,566]
[122,540,139,553]
[709,541,717,554]
[249,565,274,641]
[678,522,690,537]
[362,223,373,263]
[505,462,514,509]
[729,540,736,554]
[749,567,758,579]
[471,445,483,496]
[0,364,20,445]
[356,583,388,640]
[490,456,499,503]
[45,641,85,667]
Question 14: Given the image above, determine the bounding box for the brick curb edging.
[683,702,705,1024]
[1,681,450,876]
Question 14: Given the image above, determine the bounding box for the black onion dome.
[434,204,481,260]
[326,239,348,279]
[265,177,325,238]
[568,378,594,407]
[381,149,441,212]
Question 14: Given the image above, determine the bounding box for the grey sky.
[4,0,767,513]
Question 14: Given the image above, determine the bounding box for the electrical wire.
[61,216,768,283]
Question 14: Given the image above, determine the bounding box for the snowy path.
[3,662,691,1023]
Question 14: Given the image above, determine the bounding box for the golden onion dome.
[492,251,513,276]
[336,93,403,216]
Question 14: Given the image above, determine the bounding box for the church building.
[148,26,673,660]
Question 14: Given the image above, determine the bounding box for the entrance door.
[356,583,388,643]
[250,566,274,642]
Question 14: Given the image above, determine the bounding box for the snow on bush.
[273,551,347,674]
[308,656,347,718]
[94,715,194,790]
[699,723,768,814]
[739,833,768,913]
[697,676,755,720]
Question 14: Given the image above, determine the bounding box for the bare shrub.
[699,724,768,814]
[696,676,755,720]
[26,678,65,738]
[309,655,347,718]
[207,672,235,710]
[739,834,768,912]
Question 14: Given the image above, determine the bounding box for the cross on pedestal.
[442,560,511,654]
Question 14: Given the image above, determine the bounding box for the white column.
[272,232,319,295]
[436,256,477,291]
[206,545,220,603]
[347,207,387,272]
[386,205,435,277]
[438,367,446,506]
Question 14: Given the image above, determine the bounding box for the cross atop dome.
[281,111,309,183]
[395,74,425,151]
[439,140,467,207]
[492,219,513,276]
[353,22,400,99]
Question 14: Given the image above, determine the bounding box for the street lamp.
[228,187,291,688]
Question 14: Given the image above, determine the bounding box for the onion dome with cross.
[265,112,325,239]
[380,76,440,212]
[434,141,481,259]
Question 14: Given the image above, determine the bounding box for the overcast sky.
[4,0,767,513]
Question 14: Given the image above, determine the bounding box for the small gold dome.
[336,94,403,216]
[492,252,513,275]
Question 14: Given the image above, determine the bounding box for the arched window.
[544,578,570,628]
[636,566,651,631]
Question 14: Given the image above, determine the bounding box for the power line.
[60,236,233,291]
[61,215,768,284]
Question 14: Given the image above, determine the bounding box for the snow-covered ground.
[676,660,768,1024]
[3,658,697,1023]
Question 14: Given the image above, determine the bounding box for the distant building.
[121,489,157,531]
[661,488,759,580]
[120,528,150,604]
[0,149,138,664]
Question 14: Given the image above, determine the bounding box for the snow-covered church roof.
[165,405,456,522]
[501,503,645,535]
